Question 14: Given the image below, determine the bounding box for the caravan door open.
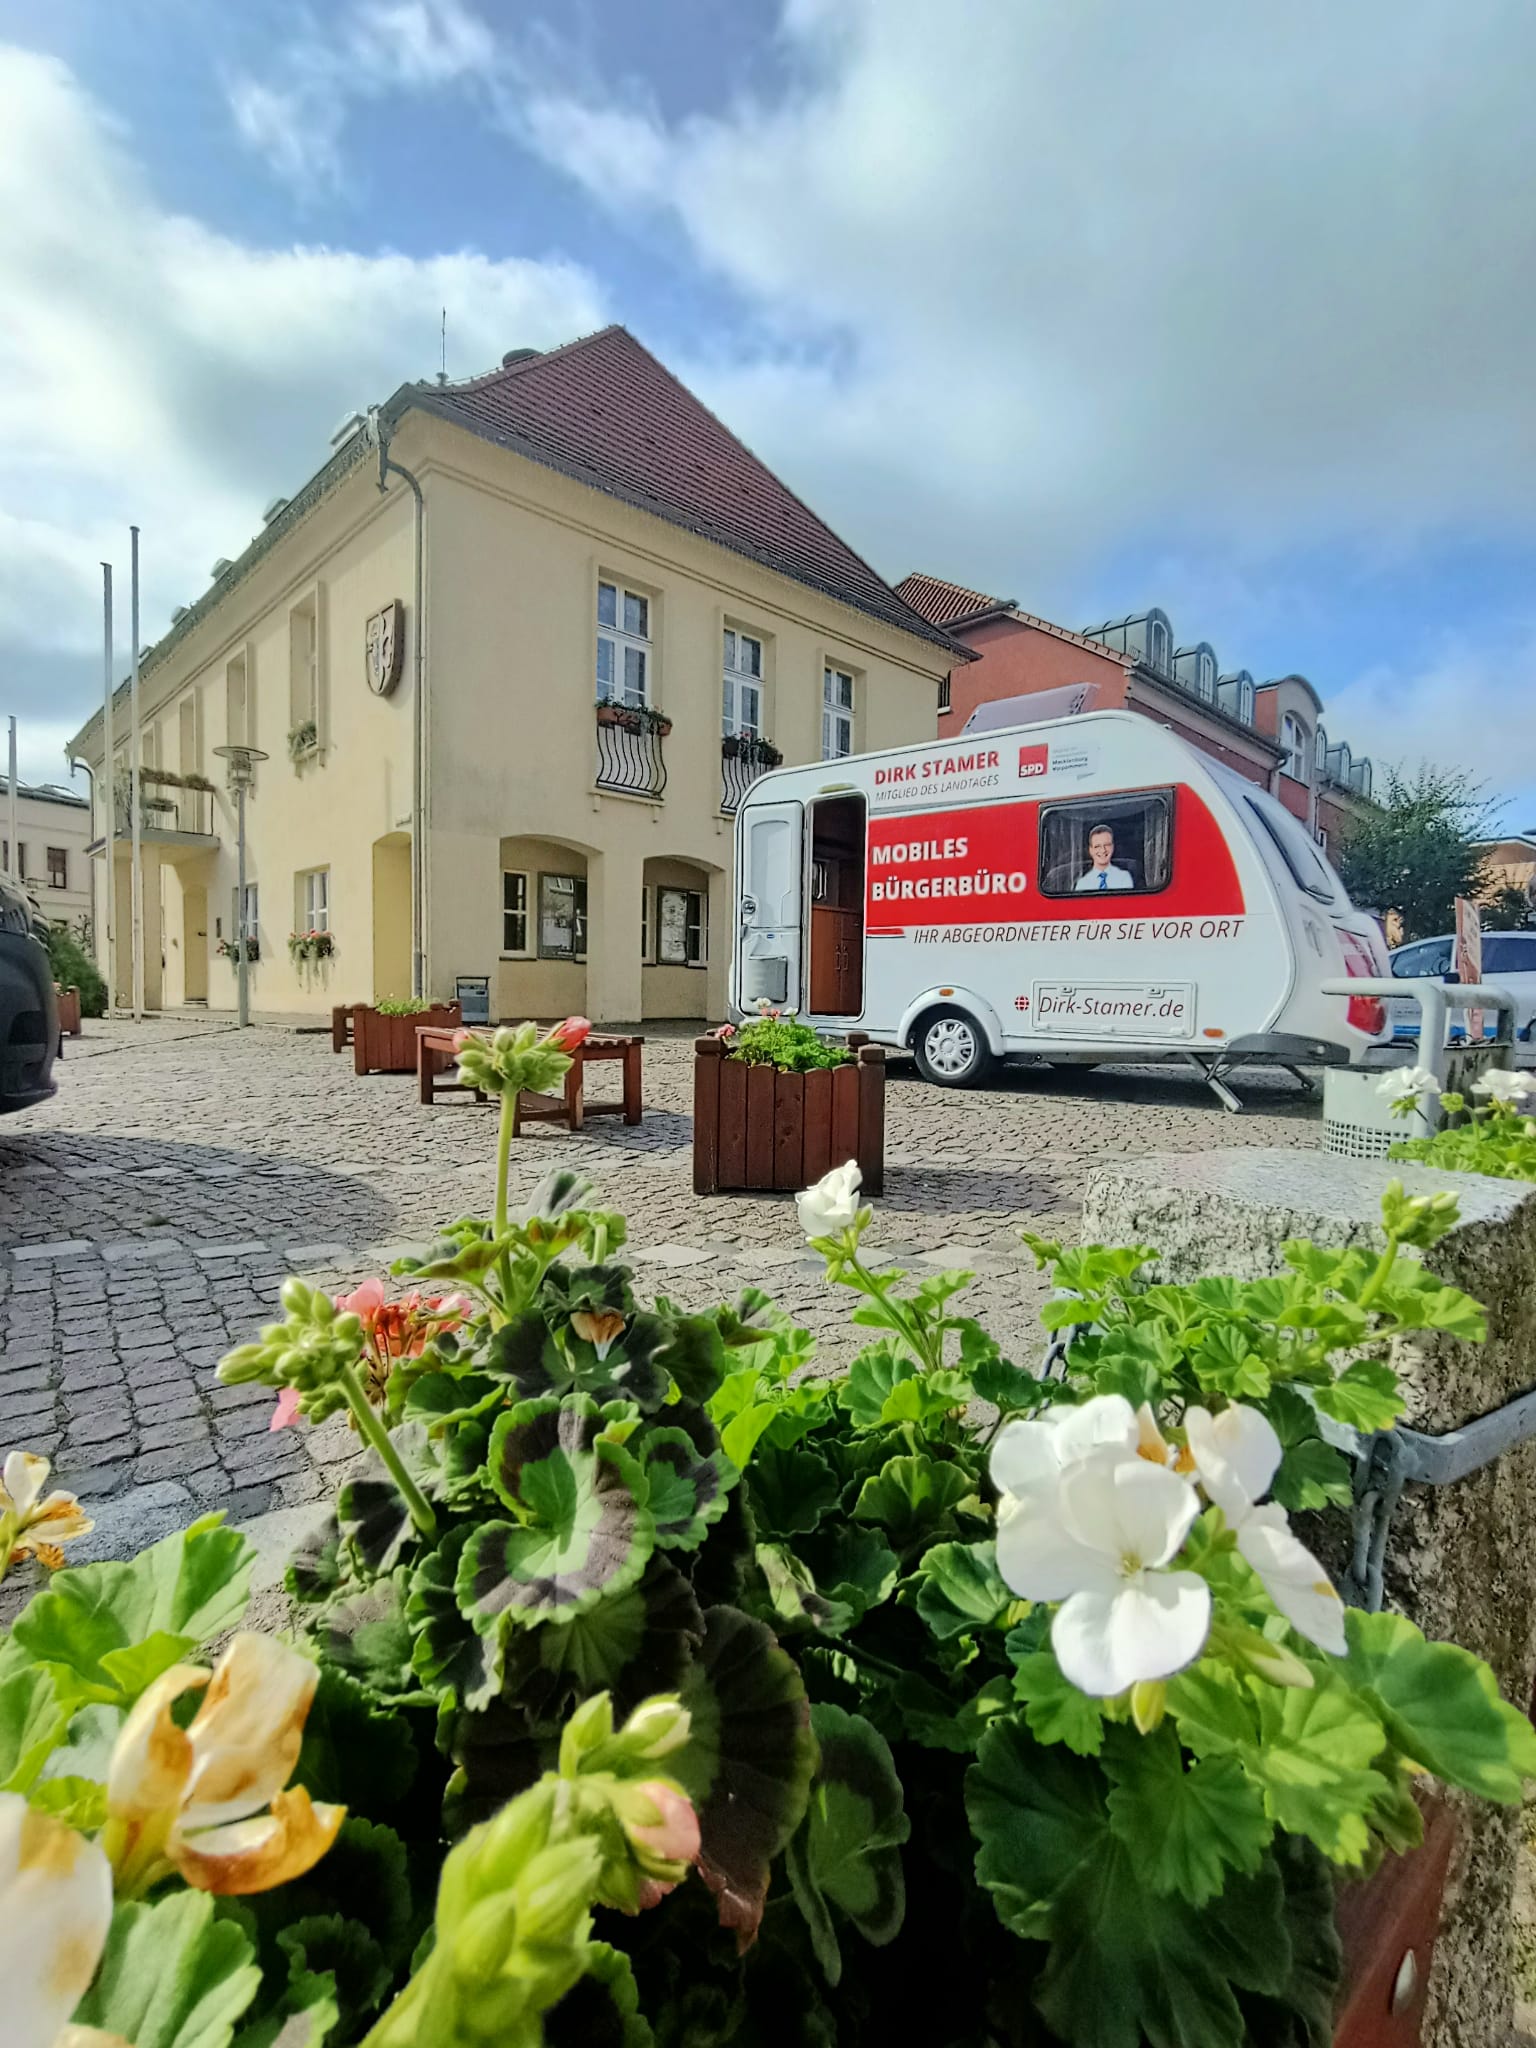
[735,800,804,1011]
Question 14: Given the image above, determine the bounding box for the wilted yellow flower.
[104,1633,344,1897]
[0,1792,115,2048]
[0,1453,93,1577]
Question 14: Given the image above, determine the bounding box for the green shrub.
[44,924,106,1017]
[723,1011,852,1072]
[372,996,434,1016]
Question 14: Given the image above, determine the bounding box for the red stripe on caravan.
[863,786,1244,928]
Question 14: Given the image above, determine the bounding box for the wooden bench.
[417,1028,644,1135]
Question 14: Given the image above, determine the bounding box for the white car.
[1387,929,1536,1042]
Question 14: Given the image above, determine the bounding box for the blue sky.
[3,0,1535,830]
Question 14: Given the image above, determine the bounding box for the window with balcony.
[47,847,67,890]
[538,873,587,960]
[722,629,763,736]
[822,666,855,759]
[502,870,529,956]
[597,581,652,707]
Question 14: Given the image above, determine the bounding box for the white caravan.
[730,705,1391,1108]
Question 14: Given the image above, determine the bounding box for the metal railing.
[720,734,783,813]
[113,786,215,838]
[594,706,668,799]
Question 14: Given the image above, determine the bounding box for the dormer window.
[1281,713,1310,782]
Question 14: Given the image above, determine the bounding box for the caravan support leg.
[1279,1064,1320,1098]
[1185,1054,1244,1114]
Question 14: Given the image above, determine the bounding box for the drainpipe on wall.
[369,410,427,1000]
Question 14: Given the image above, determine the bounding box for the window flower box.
[595,701,673,737]
[348,1000,462,1075]
[288,930,336,966]
[692,1029,884,1194]
[217,937,259,964]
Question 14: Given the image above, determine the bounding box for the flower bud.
[615,1698,690,1761]
[1129,1680,1167,1734]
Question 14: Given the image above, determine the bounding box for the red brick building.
[896,574,1375,849]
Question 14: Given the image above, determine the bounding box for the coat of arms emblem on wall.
[365,600,405,697]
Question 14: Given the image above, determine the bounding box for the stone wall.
[1082,1148,1536,2048]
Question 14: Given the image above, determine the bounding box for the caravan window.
[1038,789,1174,898]
[1242,795,1336,903]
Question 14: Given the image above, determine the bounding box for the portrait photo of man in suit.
[1075,823,1134,892]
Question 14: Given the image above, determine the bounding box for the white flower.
[0,1792,115,2048]
[1183,1404,1347,1655]
[996,1453,1212,1697]
[991,1394,1139,1506]
[795,1160,863,1240]
[0,1451,93,1571]
[1377,1065,1438,1101]
[1473,1067,1535,1104]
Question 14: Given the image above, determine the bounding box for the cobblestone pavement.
[0,1016,1321,1574]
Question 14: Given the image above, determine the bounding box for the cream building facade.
[0,778,93,931]
[68,329,957,1022]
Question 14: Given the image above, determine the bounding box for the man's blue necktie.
[1098,871,1107,891]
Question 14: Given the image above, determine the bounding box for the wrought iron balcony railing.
[720,732,783,813]
[594,703,669,799]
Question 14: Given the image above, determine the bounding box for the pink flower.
[335,1277,386,1323]
[624,1781,701,1868]
[269,1387,302,1432]
[544,1015,592,1054]
[709,1023,736,1040]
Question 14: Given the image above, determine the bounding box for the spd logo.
[1018,743,1049,779]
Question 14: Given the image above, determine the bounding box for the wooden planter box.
[693,1036,884,1195]
[349,1003,461,1075]
[55,987,82,1038]
[1332,1797,1456,2047]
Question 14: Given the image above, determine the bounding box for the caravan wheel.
[913,1008,994,1087]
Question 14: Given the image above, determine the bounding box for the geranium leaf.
[1271,1439,1353,1512]
[13,1515,253,1705]
[285,1517,344,1606]
[500,1557,704,1722]
[1235,1835,1342,2048]
[461,1398,654,1628]
[72,1891,262,2048]
[672,1605,817,1947]
[252,1819,415,1973]
[1009,1650,1106,1757]
[0,1664,67,1793]
[336,1425,439,1579]
[402,1368,502,1432]
[546,1940,652,2048]
[802,1523,900,1620]
[748,1543,855,1638]
[1104,1725,1272,1905]
[441,1697,548,1839]
[275,1913,391,2017]
[852,1454,972,1552]
[1166,1660,1260,1757]
[892,1670,1012,1753]
[637,1420,735,1551]
[787,1704,910,1985]
[1340,1608,1536,1802]
[407,1527,501,1711]
[967,1714,1293,2048]
[1244,1681,1388,1865]
[1311,1360,1403,1432]
[914,1541,1012,1640]
[26,1773,109,1830]
[879,1368,972,1426]
[652,1311,728,1405]
[838,1344,915,1428]
[98,1632,199,1703]
[230,1974,339,2048]
[745,1440,839,1538]
[291,1666,417,1809]
[315,1573,420,1699]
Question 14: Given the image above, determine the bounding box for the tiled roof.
[416,328,960,654]
[894,570,1011,627]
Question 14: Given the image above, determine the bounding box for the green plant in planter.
[372,996,434,1017]
[289,720,320,762]
[207,1018,1536,2048]
[290,929,337,965]
[1385,1063,1536,1181]
[717,1006,853,1072]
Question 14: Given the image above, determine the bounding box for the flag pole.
[102,562,116,1012]
[130,526,144,1020]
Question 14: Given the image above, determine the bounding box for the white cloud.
[0,43,606,783]
[227,0,495,190]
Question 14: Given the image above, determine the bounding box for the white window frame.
[822,665,855,760]
[299,867,330,934]
[46,846,67,890]
[937,674,951,713]
[597,580,652,709]
[722,628,764,738]
[656,885,707,967]
[640,884,651,963]
[502,870,530,957]
[234,881,259,943]
[227,652,253,750]
[1281,713,1309,782]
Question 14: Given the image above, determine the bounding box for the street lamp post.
[212,744,268,1028]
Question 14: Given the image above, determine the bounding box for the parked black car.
[0,875,58,1112]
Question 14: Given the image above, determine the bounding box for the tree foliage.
[1334,764,1497,943]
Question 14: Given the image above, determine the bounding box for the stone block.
[1080,1147,1536,2048]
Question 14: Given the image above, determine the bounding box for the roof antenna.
[438,307,448,386]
